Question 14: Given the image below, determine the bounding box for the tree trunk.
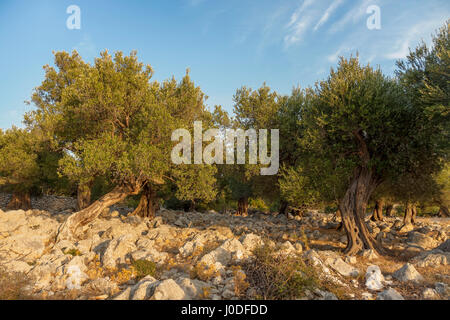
[338,167,384,256]
[335,209,344,231]
[77,183,92,211]
[131,184,157,219]
[237,197,249,216]
[385,204,394,217]
[411,204,417,224]
[439,205,450,217]
[57,184,140,241]
[6,192,32,211]
[371,199,384,221]
[279,200,288,217]
[403,202,416,225]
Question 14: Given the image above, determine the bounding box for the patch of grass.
[241,244,317,300]
[131,259,158,280]
[64,248,82,256]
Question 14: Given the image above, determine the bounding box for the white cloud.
[284,16,313,47]
[286,0,314,28]
[314,0,345,31]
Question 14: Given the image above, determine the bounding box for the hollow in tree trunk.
[371,199,384,221]
[77,183,92,211]
[57,184,141,241]
[403,202,417,225]
[6,192,32,211]
[279,200,288,217]
[131,184,157,219]
[338,167,384,256]
[385,204,394,217]
[237,197,249,216]
[438,205,450,217]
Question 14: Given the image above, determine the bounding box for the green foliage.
[26,50,218,205]
[132,259,158,280]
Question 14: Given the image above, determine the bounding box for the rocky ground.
[0,195,449,300]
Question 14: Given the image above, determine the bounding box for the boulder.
[392,263,424,283]
[101,235,136,269]
[2,260,32,273]
[407,232,438,249]
[200,239,245,267]
[422,288,439,300]
[150,279,186,300]
[240,233,263,252]
[325,257,359,277]
[435,239,450,252]
[130,276,158,300]
[176,277,210,299]
[377,288,404,300]
[365,265,384,291]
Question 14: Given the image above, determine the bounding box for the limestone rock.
[392,263,424,283]
[365,265,384,291]
[377,288,404,300]
[325,257,359,277]
[150,279,186,300]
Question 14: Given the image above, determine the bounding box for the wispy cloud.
[328,0,374,34]
[286,0,314,29]
[284,15,313,47]
[314,0,345,31]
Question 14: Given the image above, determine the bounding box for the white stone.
[392,263,424,283]
[365,265,384,291]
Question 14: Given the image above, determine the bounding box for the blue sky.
[0,0,449,129]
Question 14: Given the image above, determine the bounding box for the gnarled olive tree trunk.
[385,204,394,217]
[335,208,344,231]
[403,202,417,225]
[371,199,384,221]
[57,184,141,241]
[438,205,450,217]
[279,200,288,217]
[338,167,384,256]
[77,183,92,211]
[131,184,158,218]
[237,197,249,216]
[6,192,32,211]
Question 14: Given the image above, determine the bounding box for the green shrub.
[132,260,158,280]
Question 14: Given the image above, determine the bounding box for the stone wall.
[0,192,77,214]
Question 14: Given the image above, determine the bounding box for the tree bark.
[403,202,417,225]
[335,209,344,231]
[77,183,92,211]
[338,167,384,256]
[385,204,394,217]
[237,197,249,216]
[438,205,450,217]
[371,199,384,221]
[6,192,32,211]
[57,184,140,241]
[131,184,157,219]
[279,200,288,217]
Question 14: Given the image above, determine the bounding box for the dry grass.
[241,244,318,300]
[0,267,35,300]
